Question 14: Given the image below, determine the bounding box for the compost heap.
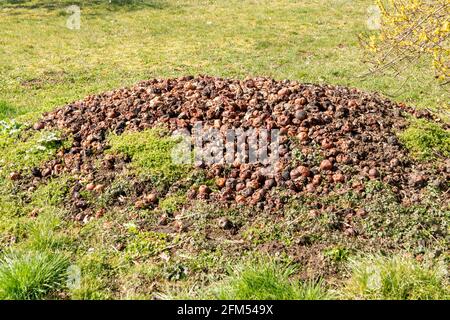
[27,76,449,218]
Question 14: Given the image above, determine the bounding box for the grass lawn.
[0,0,448,300]
[1,0,448,122]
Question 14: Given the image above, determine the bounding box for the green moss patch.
[159,194,187,214]
[0,121,66,176]
[107,129,191,189]
[31,176,71,208]
[398,118,450,160]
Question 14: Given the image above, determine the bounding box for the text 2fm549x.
[222,304,273,316]
[177,304,274,318]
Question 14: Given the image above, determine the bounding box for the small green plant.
[125,230,169,261]
[159,194,187,214]
[341,254,449,300]
[31,176,70,207]
[0,119,23,136]
[398,118,450,160]
[364,180,386,194]
[0,101,20,120]
[98,176,133,206]
[0,250,69,300]
[209,259,330,300]
[36,131,63,150]
[324,247,350,262]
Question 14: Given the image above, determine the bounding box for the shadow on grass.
[0,0,168,11]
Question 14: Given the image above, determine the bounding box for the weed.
[107,129,191,190]
[0,119,24,136]
[125,230,170,262]
[99,176,133,206]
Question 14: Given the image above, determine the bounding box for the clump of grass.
[341,254,449,300]
[0,101,20,120]
[398,118,450,160]
[0,250,69,300]
[99,175,133,206]
[107,129,191,189]
[209,259,330,300]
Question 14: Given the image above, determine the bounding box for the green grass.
[398,118,450,160]
[0,250,69,300]
[159,193,187,214]
[107,128,191,189]
[324,247,350,263]
[124,229,170,262]
[0,100,19,120]
[341,254,449,300]
[0,121,66,176]
[209,259,330,300]
[0,0,448,125]
[21,209,72,251]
